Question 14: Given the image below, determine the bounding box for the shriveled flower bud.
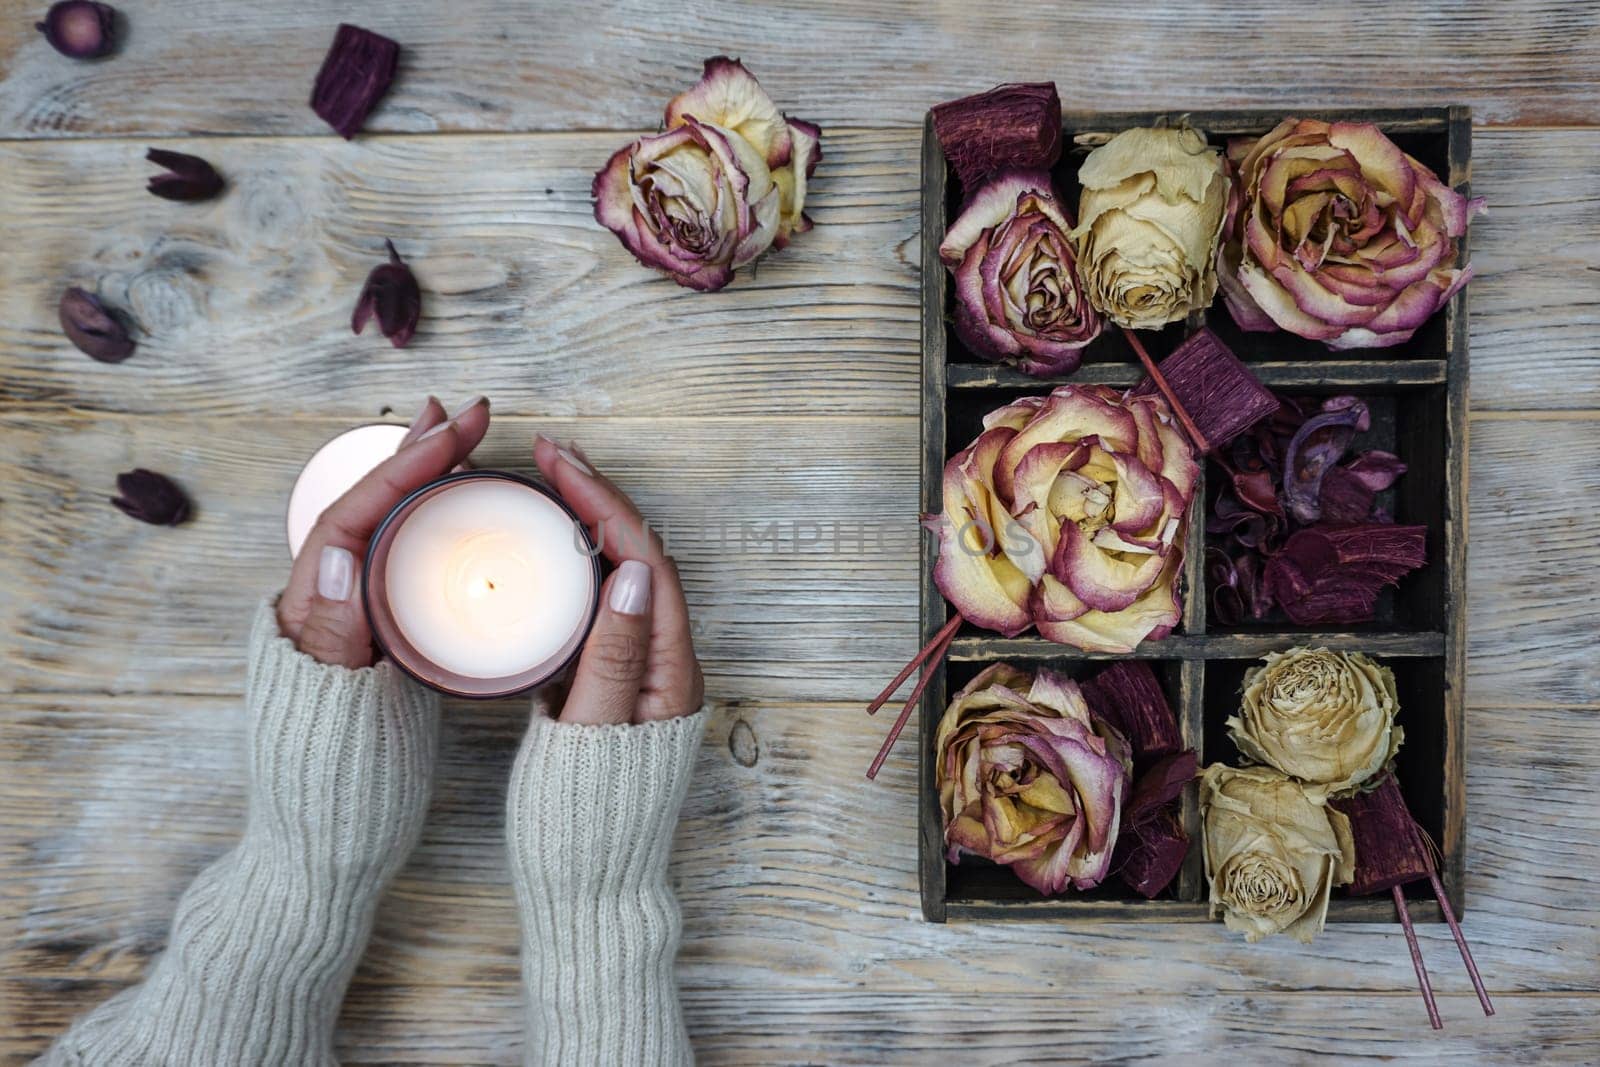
[112,469,190,525]
[36,1,116,60]
[352,240,420,348]
[59,287,135,363]
[1231,647,1402,799]
[145,148,224,201]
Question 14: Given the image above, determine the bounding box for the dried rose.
[112,469,190,525]
[1200,764,1355,943]
[145,148,224,202]
[936,663,1131,893]
[1218,118,1485,349]
[36,1,116,59]
[59,287,135,363]
[939,171,1101,377]
[594,57,820,291]
[1070,126,1231,330]
[352,240,420,348]
[933,384,1198,653]
[1231,648,1401,799]
[310,23,399,139]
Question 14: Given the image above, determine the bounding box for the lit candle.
[364,472,601,697]
[286,423,409,557]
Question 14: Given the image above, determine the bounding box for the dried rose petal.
[1264,524,1427,625]
[1282,397,1371,523]
[932,82,1061,195]
[112,469,190,525]
[36,1,116,59]
[59,287,135,363]
[1330,774,1431,895]
[1114,806,1189,899]
[351,240,420,348]
[145,148,224,201]
[1081,660,1183,761]
[1345,450,1407,493]
[310,23,399,139]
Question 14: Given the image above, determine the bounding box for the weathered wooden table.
[2,3,1598,1062]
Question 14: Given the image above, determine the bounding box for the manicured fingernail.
[450,395,487,420]
[417,419,456,442]
[402,396,440,444]
[609,559,651,615]
[556,445,592,477]
[317,545,355,602]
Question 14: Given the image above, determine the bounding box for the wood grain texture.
[2,0,1600,136]
[0,128,1597,417]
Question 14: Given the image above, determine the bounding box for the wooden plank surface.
[2,0,1599,136]
[1,128,1598,416]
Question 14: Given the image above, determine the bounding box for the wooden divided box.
[917,108,1471,923]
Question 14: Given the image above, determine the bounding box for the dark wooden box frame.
[918,107,1470,924]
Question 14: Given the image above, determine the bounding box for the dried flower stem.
[1121,327,1210,454]
[1408,820,1495,1017]
[1393,886,1443,1030]
[867,614,962,715]
[866,621,959,780]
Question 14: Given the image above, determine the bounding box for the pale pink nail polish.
[318,545,355,602]
[609,559,651,615]
[450,395,487,420]
[556,445,593,476]
[417,419,456,442]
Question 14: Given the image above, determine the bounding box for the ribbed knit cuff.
[39,600,441,1067]
[507,708,708,1067]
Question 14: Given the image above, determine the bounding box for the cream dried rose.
[1070,126,1231,329]
[1200,764,1355,943]
[1230,647,1402,799]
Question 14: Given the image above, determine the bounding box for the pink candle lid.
[287,423,409,557]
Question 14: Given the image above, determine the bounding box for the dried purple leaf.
[112,469,190,525]
[1330,774,1431,895]
[310,23,399,139]
[352,240,420,348]
[59,287,135,363]
[1264,524,1427,626]
[36,1,116,59]
[1317,464,1377,525]
[1114,806,1190,899]
[1128,750,1198,823]
[1282,397,1371,523]
[1345,450,1407,493]
[932,82,1062,196]
[145,148,224,201]
[1081,660,1183,762]
[1131,329,1279,452]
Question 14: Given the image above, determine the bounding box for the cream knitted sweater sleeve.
[38,602,442,1067]
[506,706,708,1067]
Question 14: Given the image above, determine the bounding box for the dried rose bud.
[59,287,135,363]
[310,23,399,139]
[352,240,420,348]
[112,469,190,525]
[145,148,224,201]
[36,1,116,59]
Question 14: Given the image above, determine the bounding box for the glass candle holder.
[363,471,601,698]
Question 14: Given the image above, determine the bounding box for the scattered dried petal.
[1330,774,1431,895]
[1132,328,1278,451]
[932,82,1061,195]
[310,23,399,139]
[1081,660,1183,761]
[36,1,116,59]
[59,287,135,363]
[352,240,420,348]
[145,148,224,201]
[112,469,190,525]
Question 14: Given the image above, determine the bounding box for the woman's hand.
[278,396,491,667]
[534,435,704,723]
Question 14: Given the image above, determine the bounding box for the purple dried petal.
[1331,774,1431,895]
[1127,750,1198,822]
[1317,464,1376,525]
[1131,329,1279,451]
[59,287,135,363]
[112,469,190,525]
[1114,806,1189,899]
[36,1,116,59]
[1264,524,1427,626]
[145,148,224,201]
[310,23,399,139]
[932,83,1061,196]
[352,240,420,348]
[1282,397,1371,523]
[1345,450,1408,493]
[1081,661,1182,762]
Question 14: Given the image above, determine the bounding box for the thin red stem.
[867,615,962,715]
[865,625,957,781]
[1121,327,1211,455]
[1394,886,1443,1030]
[1406,817,1494,1018]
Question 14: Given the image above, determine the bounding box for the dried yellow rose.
[1070,126,1231,330]
[1231,647,1402,800]
[1200,764,1355,943]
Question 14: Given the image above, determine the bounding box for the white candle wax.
[382,479,596,680]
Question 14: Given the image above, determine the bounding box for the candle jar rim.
[362,469,602,699]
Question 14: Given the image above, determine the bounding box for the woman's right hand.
[532,435,704,724]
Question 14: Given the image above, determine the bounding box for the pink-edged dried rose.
[933,384,1198,653]
[939,171,1101,377]
[1219,118,1485,349]
[936,663,1132,894]
[593,57,821,291]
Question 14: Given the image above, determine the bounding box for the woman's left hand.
[277,396,491,667]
